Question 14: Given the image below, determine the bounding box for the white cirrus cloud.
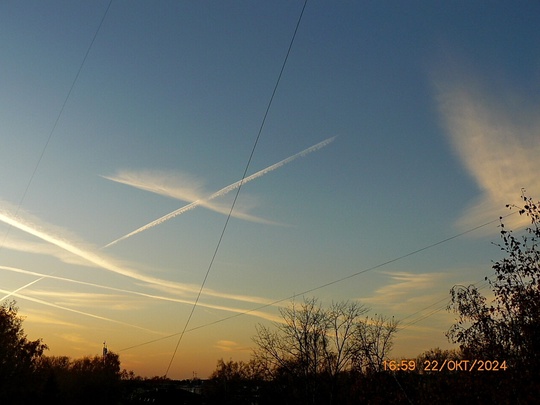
[0,265,280,321]
[360,271,448,310]
[2,237,93,267]
[435,72,540,234]
[0,287,165,335]
[103,169,205,202]
[103,136,336,248]
[0,204,279,312]
[214,339,250,352]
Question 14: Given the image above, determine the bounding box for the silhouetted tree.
[252,298,398,404]
[0,300,140,403]
[206,358,266,404]
[447,192,540,397]
[354,314,399,373]
[0,300,47,404]
[210,358,266,381]
[415,347,462,370]
[36,352,122,404]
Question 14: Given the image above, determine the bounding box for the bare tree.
[253,298,399,403]
[354,314,399,373]
[253,299,399,376]
[253,298,331,379]
[324,301,369,376]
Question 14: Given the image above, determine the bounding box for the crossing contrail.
[103,136,336,248]
[0,287,165,335]
[0,265,282,323]
[0,276,46,302]
[0,208,275,306]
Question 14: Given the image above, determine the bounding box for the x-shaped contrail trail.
[0,209,271,305]
[0,265,282,323]
[0,287,165,335]
[103,136,336,248]
[0,276,46,302]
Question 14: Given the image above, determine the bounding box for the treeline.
[204,194,540,404]
[33,353,124,404]
[1,194,539,404]
[205,348,535,404]
[0,301,127,404]
[206,297,400,404]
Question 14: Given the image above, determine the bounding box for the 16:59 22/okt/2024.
[383,359,508,372]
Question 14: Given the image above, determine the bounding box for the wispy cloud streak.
[435,73,540,233]
[0,265,280,322]
[104,136,336,248]
[2,237,94,267]
[0,208,180,289]
[360,271,448,311]
[0,208,276,307]
[0,287,164,335]
[0,276,46,301]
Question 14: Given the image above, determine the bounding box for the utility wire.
[400,274,494,328]
[163,0,309,377]
[121,212,515,353]
[0,0,113,254]
[0,1,112,310]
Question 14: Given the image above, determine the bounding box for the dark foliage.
[0,300,128,404]
[206,299,399,405]
[447,193,540,376]
[204,355,539,405]
[0,301,47,404]
[5,192,540,403]
[204,194,540,404]
[36,352,122,405]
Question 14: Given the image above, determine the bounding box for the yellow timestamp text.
[383,359,508,372]
[383,360,417,371]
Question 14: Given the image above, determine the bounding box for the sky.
[1,1,540,379]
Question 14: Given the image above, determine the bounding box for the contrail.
[102,171,280,226]
[0,276,46,301]
[0,287,165,335]
[0,209,274,306]
[0,265,282,323]
[104,136,336,248]
[0,210,174,288]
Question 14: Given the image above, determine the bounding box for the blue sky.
[1,1,540,379]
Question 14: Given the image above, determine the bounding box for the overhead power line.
[164,0,309,377]
[0,1,113,251]
[400,274,493,329]
[121,212,514,353]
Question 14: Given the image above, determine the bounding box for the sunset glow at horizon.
[1,1,539,379]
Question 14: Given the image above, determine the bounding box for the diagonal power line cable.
[164,0,309,377]
[0,1,113,253]
[122,211,515,353]
[0,1,113,307]
[400,274,494,329]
